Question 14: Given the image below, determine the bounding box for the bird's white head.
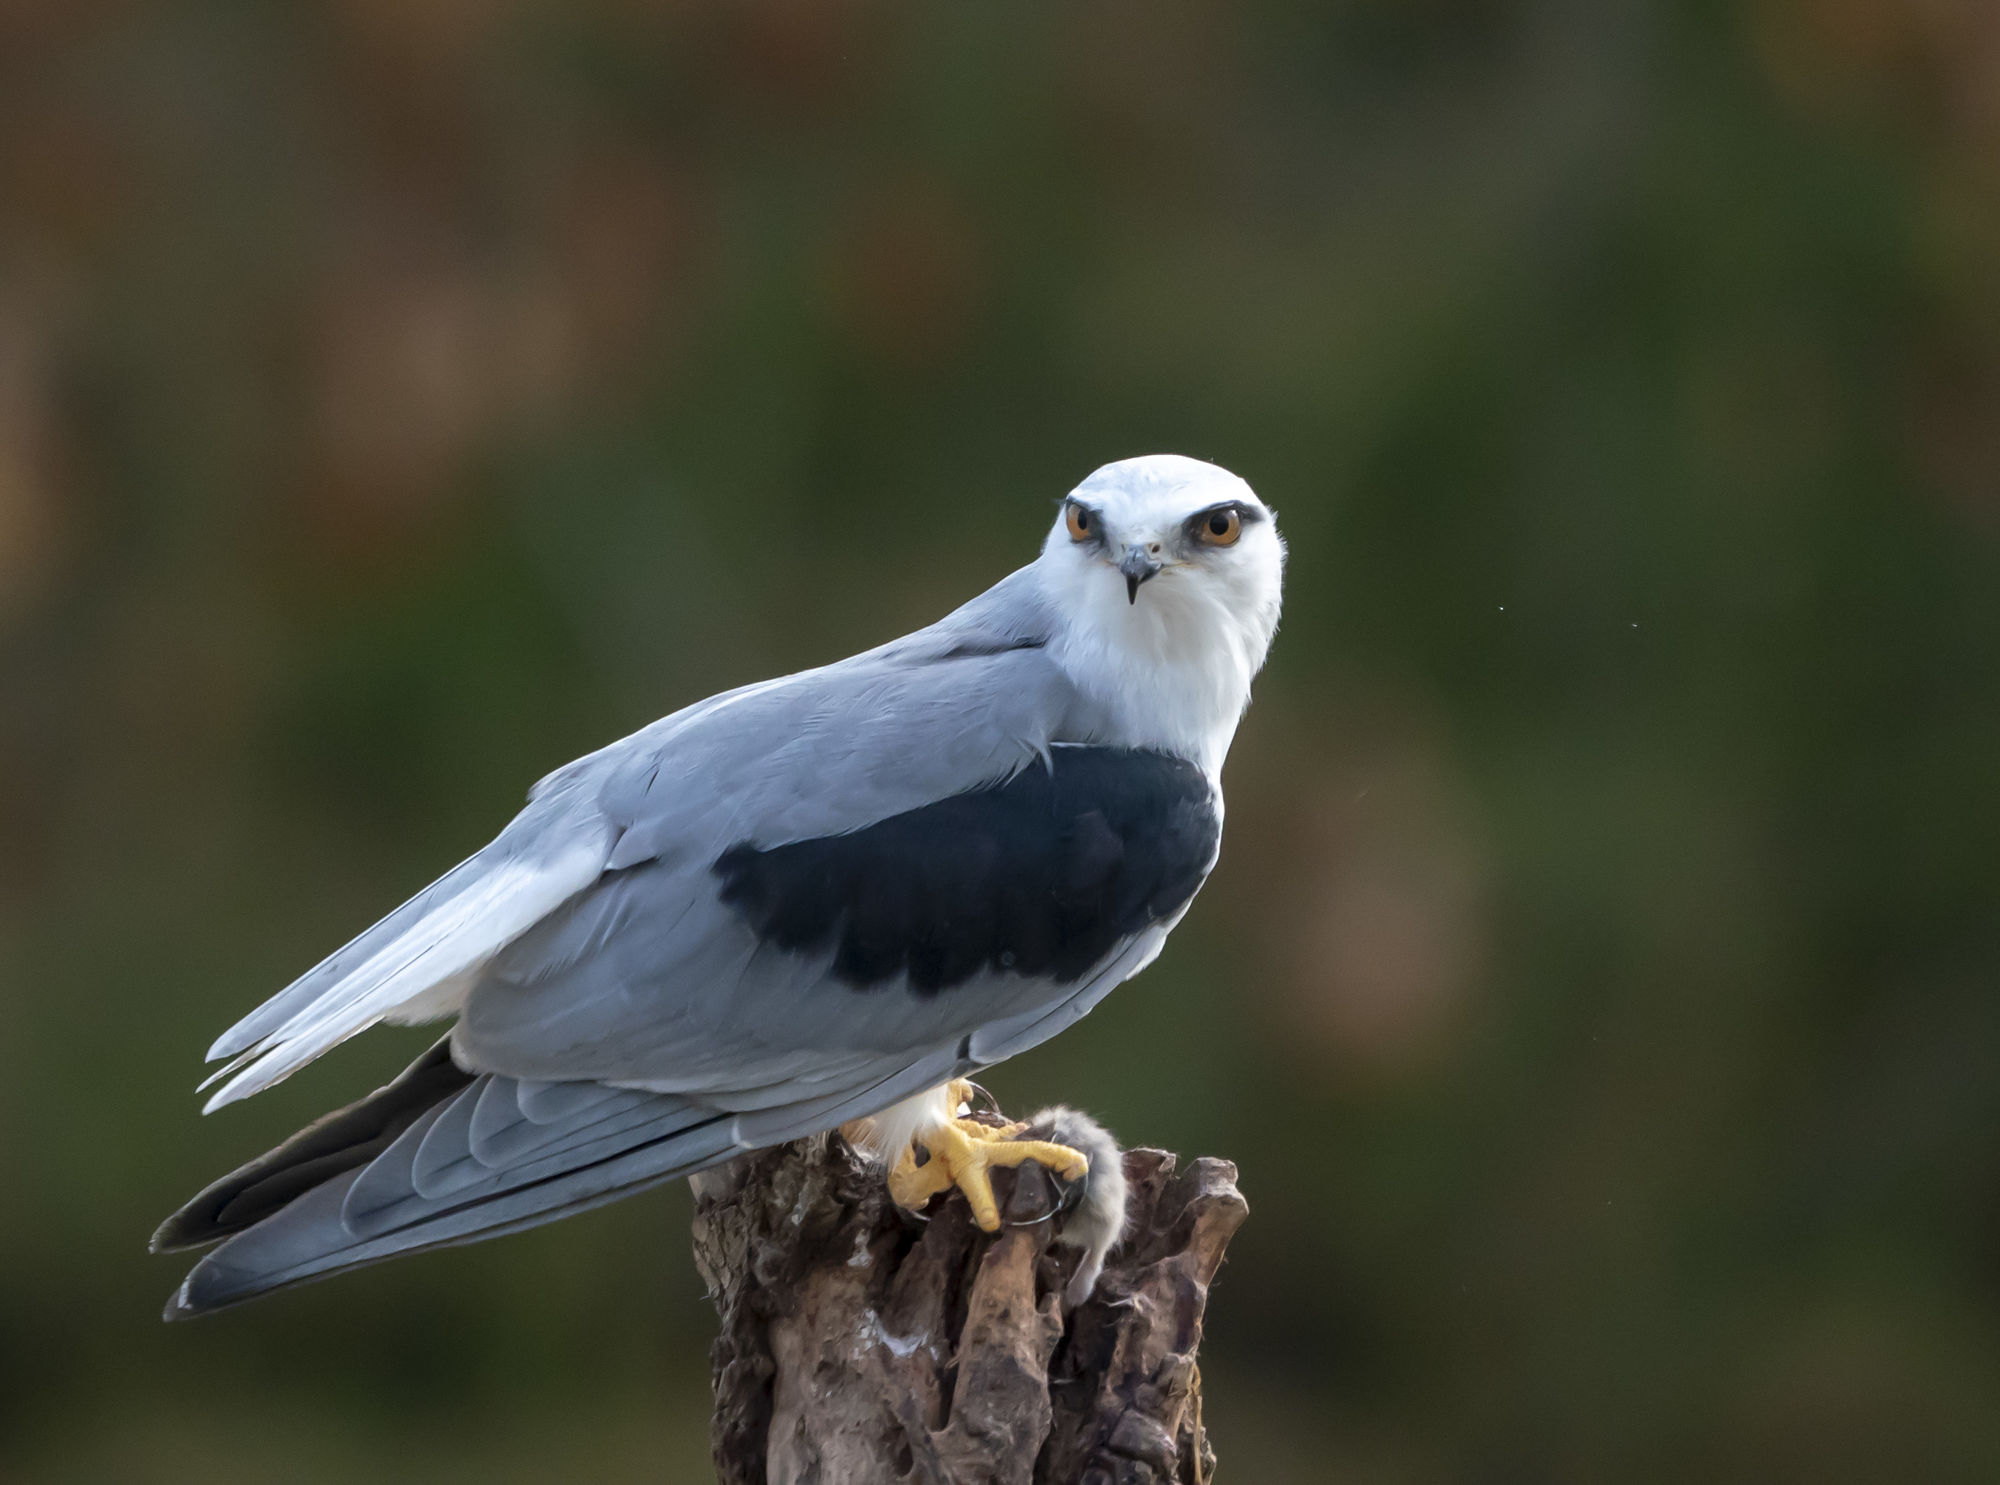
[1037,454,1285,770]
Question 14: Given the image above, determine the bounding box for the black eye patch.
[1065,501,1105,543]
[1183,502,1260,540]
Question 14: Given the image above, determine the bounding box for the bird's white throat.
[1038,539,1280,774]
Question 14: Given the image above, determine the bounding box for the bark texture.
[690,1123,1247,1485]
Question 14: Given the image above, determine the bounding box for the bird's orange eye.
[1065,503,1095,542]
[1196,506,1242,547]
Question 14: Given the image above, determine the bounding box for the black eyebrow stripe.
[1186,500,1264,528]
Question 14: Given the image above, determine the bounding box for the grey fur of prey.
[1020,1106,1130,1308]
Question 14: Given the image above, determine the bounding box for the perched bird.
[154,453,1285,1318]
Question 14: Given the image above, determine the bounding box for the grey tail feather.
[157,1048,746,1321]
[152,1036,473,1254]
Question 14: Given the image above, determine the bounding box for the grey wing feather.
[595,637,1083,868]
[447,640,1109,1090]
[165,1079,739,1317]
[195,569,1081,1109]
[163,1044,983,1317]
[204,851,495,1063]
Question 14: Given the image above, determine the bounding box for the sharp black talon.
[962,1080,1002,1117]
[1049,1170,1086,1215]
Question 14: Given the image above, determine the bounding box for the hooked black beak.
[1119,546,1162,604]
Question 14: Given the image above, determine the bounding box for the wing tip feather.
[191,833,612,1109]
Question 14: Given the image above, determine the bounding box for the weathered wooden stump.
[690,1122,1247,1485]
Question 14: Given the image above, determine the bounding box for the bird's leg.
[886,1081,1089,1232]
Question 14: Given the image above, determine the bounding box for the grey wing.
[450,723,1224,1121]
[196,573,1089,1112]
[163,640,1219,1314]
[457,690,1213,1066]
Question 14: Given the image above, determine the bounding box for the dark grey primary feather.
[159,1038,984,1319]
[161,1054,732,1318]
[152,1037,474,1253]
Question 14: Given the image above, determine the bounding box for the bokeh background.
[3,1,1998,1480]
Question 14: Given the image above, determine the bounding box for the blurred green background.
[3,1,1998,1480]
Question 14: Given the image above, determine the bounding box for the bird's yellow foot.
[887,1101,1089,1232]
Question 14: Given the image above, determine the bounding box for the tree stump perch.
[690,1119,1247,1484]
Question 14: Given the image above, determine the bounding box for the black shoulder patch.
[713,748,1219,994]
